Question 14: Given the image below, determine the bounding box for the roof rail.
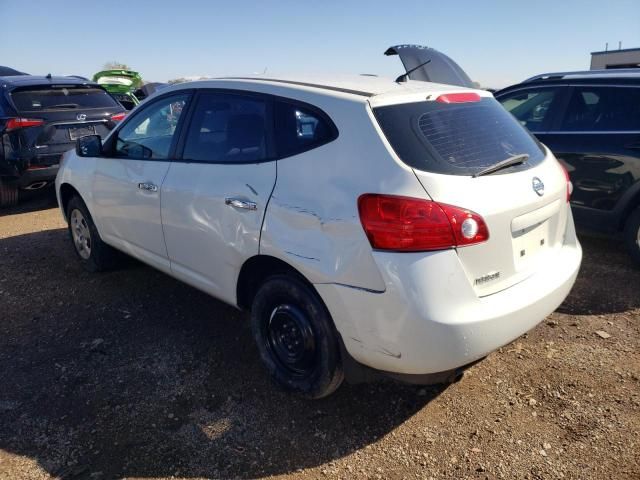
[523,68,640,83]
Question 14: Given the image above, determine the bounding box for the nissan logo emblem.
[76,113,87,121]
[532,177,545,196]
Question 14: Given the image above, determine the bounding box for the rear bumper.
[315,213,582,375]
[14,165,59,189]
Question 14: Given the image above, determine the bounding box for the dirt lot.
[0,191,638,480]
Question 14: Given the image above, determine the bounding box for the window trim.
[102,90,194,161]
[174,88,339,165]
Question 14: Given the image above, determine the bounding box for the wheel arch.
[59,183,82,221]
[236,254,318,311]
[620,186,640,230]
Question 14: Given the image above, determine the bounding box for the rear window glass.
[559,86,640,132]
[274,101,337,157]
[11,87,120,112]
[182,92,268,163]
[373,97,545,176]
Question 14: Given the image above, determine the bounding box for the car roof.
[0,75,100,90]
[167,74,486,105]
[522,69,640,83]
[494,69,640,96]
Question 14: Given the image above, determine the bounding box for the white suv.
[56,75,582,398]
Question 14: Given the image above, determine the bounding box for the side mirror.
[76,134,102,157]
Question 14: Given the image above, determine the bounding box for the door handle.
[137,182,158,192]
[225,197,257,210]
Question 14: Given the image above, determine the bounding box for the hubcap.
[266,304,317,376]
[70,209,92,260]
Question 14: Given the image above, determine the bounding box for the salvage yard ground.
[0,192,638,480]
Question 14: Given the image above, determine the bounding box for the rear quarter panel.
[260,95,428,292]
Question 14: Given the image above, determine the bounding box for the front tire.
[66,195,119,272]
[624,207,640,266]
[250,274,344,399]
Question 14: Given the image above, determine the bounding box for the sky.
[1,0,639,89]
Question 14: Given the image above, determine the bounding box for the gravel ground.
[0,191,638,480]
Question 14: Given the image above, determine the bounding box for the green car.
[92,70,143,110]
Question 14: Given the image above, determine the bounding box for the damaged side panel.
[259,98,429,294]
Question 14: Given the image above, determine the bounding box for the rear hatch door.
[7,84,123,164]
[385,44,474,87]
[372,92,569,296]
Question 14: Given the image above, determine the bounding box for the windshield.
[373,97,545,176]
[11,86,120,111]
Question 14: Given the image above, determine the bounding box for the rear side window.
[183,92,268,163]
[11,86,120,111]
[374,97,545,176]
[273,101,337,157]
[559,86,640,132]
[498,88,559,132]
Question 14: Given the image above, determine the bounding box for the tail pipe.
[23,181,49,191]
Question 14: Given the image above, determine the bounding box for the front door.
[92,92,191,271]
[161,90,277,305]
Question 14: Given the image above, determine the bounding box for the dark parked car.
[495,69,640,264]
[0,75,125,206]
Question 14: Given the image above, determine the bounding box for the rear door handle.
[225,197,257,210]
[137,182,158,192]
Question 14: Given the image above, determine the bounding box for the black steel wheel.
[251,274,344,398]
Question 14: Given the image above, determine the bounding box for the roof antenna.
[395,59,431,83]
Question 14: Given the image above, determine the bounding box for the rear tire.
[66,195,119,272]
[0,179,18,207]
[624,207,640,266]
[250,274,344,399]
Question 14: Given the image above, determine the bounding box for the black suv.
[495,69,640,264]
[0,75,125,206]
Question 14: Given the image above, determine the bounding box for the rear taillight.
[5,117,44,131]
[560,164,573,202]
[357,194,489,252]
[110,112,127,122]
[436,92,481,104]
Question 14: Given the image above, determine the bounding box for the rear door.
[92,92,191,271]
[537,85,640,223]
[161,90,276,305]
[372,94,569,296]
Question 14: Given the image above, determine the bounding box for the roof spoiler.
[384,45,474,88]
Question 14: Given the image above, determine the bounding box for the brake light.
[5,117,44,131]
[436,92,481,104]
[110,112,127,122]
[357,194,489,251]
[560,163,572,202]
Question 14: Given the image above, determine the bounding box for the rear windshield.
[11,86,120,112]
[373,97,545,176]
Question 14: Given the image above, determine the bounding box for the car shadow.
[1,227,637,478]
[0,186,58,217]
[0,228,445,479]
[556,232,640,315]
